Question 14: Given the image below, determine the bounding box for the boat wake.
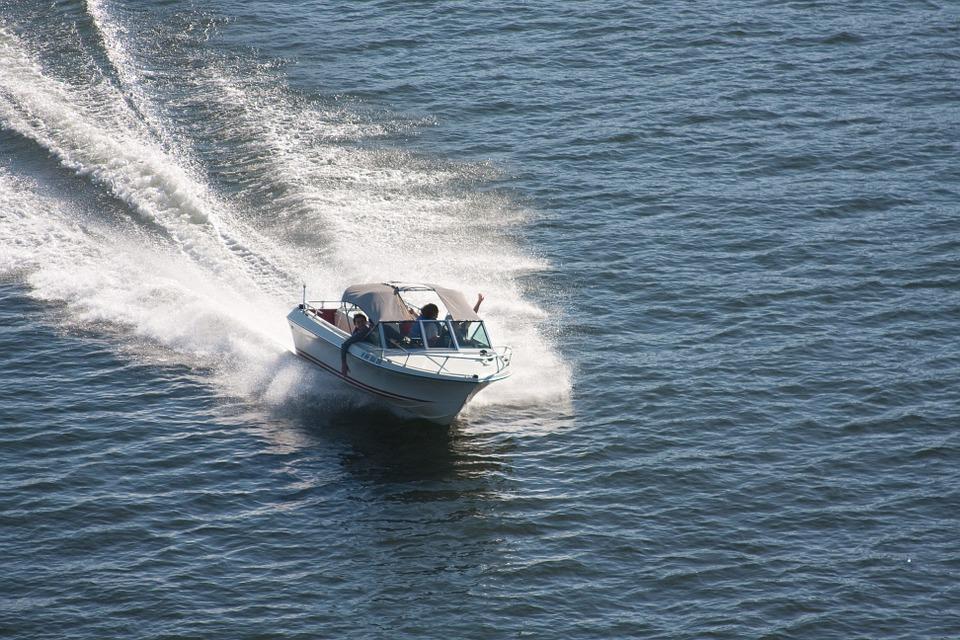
[0,4,571,421]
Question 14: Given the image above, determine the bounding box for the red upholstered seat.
[316,308,337,324]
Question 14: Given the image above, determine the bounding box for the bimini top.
[342,282,481,323]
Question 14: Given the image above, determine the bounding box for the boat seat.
[314,308,336,325]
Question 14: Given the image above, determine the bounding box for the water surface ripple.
[1,1,959,638]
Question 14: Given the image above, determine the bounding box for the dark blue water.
[2,1,959,637]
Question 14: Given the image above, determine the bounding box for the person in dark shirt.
[341,314,372,376]
[409,303,441,346]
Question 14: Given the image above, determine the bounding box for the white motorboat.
[287,282,512,424]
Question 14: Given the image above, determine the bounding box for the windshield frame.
[376,319,494,352]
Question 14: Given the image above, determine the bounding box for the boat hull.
[288,309,490,425]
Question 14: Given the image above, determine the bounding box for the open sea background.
[1,1,959,638]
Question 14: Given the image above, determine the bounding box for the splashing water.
[0,8,571,418]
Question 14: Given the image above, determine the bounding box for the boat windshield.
[378,320,492,350]
[379,319,480,350]
[381,321,418,348]
[453,321,492,349]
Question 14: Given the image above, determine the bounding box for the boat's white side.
[287,307,510,424]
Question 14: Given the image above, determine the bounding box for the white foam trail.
[86,0,171,149]
[178,62,572,408]
[0,169,287,377]
[0,15,571,417]
[0,26,296,296]
[0,27,297,396]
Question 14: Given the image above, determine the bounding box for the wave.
[0,8,570,416]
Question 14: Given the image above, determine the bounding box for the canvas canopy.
[342,283,481,323]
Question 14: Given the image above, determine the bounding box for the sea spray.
[0,12,570,416]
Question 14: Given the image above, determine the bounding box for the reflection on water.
[257,394,513,487]
[233,389,520,614]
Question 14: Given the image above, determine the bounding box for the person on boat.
[341,313,372,376]
[409,303,441,346]
[415,302,466,347]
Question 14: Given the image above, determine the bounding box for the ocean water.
[1,1,958,638]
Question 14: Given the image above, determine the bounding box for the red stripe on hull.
[295,349,433,403]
